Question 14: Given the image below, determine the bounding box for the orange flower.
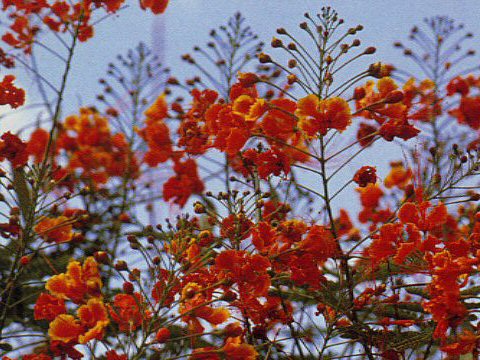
[77,298,109,343]
[145,94,168,120]
[46,257,102,303]
[137,95,172,164]
[181,283,230,325]
[354,77,420,142]
[48,314,84,343]
[298,225,338,262]
[138,122,173,166]
[261,98,297,141]
[363,223,401,268]
[232,95,267,122]
[222,337,258,360]
[109,293,149,332]
[251,221,276,252]
[34,293,66,321]
[357,184,383,208]
[34,216,73,243]
[58,107,139,185]
[355,77,402,117]
[423,250,476,339]
[297,95,351,136]
[384,162,412,189]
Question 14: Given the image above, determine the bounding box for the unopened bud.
[94,251,109,264]
[384,90,404,104]
[353,87,366,100]
[114,260,128,271]
[123,281,134,294]
[194,202,206,214]
[271,37,283,48]
[258,53,272,63]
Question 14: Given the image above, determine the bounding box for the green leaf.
[13,167,32,223]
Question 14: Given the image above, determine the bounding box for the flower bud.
[194,202,206,214]
[238,72,260,87]
[258,53,272,64]
[20,255,30,266]
[384,90,404,104]
[123,281,134,294]
[94,251,109,264]
[155,328,171,343]
[271,37,283,48]
[114,260,128,271]
[353,87,366,100]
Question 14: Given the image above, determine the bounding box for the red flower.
[0,75,25,108]
[450,96,480,129]
[18,355,52,360]
[155,327,171,343]
[45,257,102,303]
[447,76,470,96]
[378,118,420,142]
[220,214,253,241]
[34,216,73,243]
[140,0,169,14]
[48,314,84,343]
[105,350,128,360]
[0,132,28,168]
[26,128,49,162]
[34,293,66,321]
[109,293,149,332]
[215,250,271,297]
[357,123,377,147]
[163,158,204,207]
[353,166,377,187]
[298,225,338,262]
[77,298,109,343]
